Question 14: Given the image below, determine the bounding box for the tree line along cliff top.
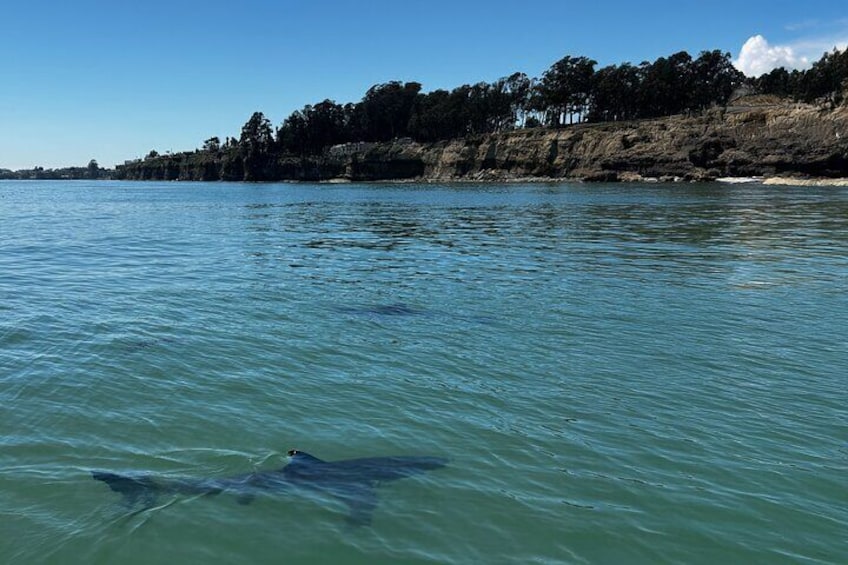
[15,46,844,182]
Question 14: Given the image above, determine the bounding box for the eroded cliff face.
[341,99,848,182]
[116,98,848,182]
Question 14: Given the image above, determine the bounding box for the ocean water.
[1,179,846,564]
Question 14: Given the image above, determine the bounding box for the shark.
[336,302,428,319]
[92,449,448,525]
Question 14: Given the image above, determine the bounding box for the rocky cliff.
[116,98,848,182]
[346,98,848,182]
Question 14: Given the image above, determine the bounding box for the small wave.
[716,176,763,184]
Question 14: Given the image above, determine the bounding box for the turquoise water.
[1,180,846,564]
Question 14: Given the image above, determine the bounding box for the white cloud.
[733,35,810,77]
[734,33,848,77]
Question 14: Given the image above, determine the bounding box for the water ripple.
[1,180,846,564]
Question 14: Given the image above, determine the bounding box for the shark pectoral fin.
[92,471,158,510]
[337,485,379,527]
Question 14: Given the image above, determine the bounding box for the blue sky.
[1,0,847,170]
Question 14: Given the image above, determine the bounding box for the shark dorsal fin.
[286,449,324,464]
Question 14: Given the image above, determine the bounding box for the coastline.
[319,173,848,186]
[115,98,848,185]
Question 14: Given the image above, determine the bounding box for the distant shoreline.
[5,174,848,187]
[112,98,848,185]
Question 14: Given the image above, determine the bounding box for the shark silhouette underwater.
[92,449,448,525]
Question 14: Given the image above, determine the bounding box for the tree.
[505,72,532,127]
[752,47,848,104]
[304,100,350,152]
[801,47,848,104]
[240,112,273,150]
[277,100,353,155]
[754,67,794,97]
[639,51,694,117]
[480,78,518,133]
[239,112,274,181]
[359,81,422,141]
[589,63,642,122]
[537,55,597,125]
[87,159,100,179]
[409,89,468,142]
[690,50,745,110]
[202,137,221,152]
[277,110,309,154]
[467,82,498,134]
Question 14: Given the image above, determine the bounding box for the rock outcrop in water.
[116,98,848,182]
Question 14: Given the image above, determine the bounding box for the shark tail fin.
[92,471,159,509]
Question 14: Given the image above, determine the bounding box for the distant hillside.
[0,161,109,180]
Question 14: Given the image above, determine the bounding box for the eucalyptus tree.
[801,47,848,104]
[639,51,694,117]
[504,72,532,127]
[537,55,597,125]
[409,89,465,142]
[753,67,795,97]
[589,63,642,122]
[359,81,422,141]
[690,50,745,111]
